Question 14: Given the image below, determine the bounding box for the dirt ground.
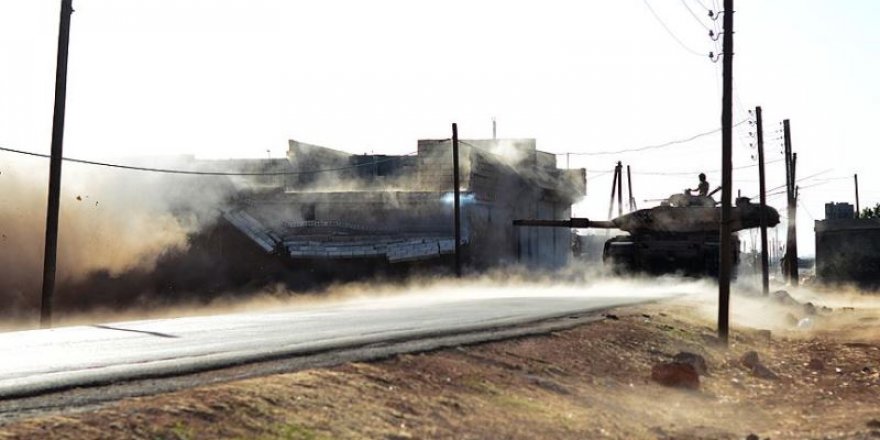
[2,289,880,440]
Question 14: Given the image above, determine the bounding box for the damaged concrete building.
[219,138,585,278]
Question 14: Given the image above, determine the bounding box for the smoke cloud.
[0,153,235,322]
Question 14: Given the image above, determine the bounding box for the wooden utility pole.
[627,165,637,212]
[717,0,735,344]
[452,123,462,278]
[782,118,799,287]
[616,161,623,217]
[608,164,619,220]
[792,155,799,283]
[40,0,74,328]
[782,119,794,281]
[755,106,770,295]
[854,174,860,218]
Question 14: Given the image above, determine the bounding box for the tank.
[514,193,780,278]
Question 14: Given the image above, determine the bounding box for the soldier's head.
[698,173,706,182]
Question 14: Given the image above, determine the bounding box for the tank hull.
[602,232,740,278]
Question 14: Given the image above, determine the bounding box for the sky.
[1,0,878,256]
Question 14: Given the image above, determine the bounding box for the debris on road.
[651,361,700,389]
[741,351,779,381]
[672,351,708,375]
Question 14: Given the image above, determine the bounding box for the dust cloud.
[311,268,712,310]
[8,265,714,331]
[0,153,235,323]
[682,277,880,341]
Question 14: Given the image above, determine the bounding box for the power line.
[807,176,853,183]
[731,80,749,120]
[587,171,613,181]
[690,0,711,11]
[797,199,815,221]
[679,0,713,31]
[555,121,745,156]
[456,132,776,177]
[0,145,418,176]
[764,178,838,199]
[628,158,784,176]
[711,0,722,16]
[641,0,706,57]
[757,169,833,198]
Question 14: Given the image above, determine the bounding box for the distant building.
[824,202,855,220]
[815,202,880,287]
[220,137,586,274]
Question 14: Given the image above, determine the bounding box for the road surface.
[0,284,682,400]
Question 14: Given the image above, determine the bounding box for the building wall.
[514,199,571,269]
[248,191,453,233]
[815,218,880,287]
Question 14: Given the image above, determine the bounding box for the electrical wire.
[0,144,419,176]
[798,199,815,221]
[757,170,833,198]
[690,0,711,11]
[732,80,749,120]
[764,179,837,199]
[641,0,706,57]
[627,158,784,176]
[587,171,613,181]
[556,121,745,157]
[807,176,853,183]
[679,0,713,31]
[585,158,782,176]
[458,133,780,188]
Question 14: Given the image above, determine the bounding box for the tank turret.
[610,194,780,234]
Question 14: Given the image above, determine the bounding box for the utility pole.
[755,106,770,295]
[607,164,619,220]
[782,120,791,282]
[492,117,497,140]
[782,119,799,287]
[616,161,623,217]
[627,165,637,212]
[717,0,735,344]
[854,174,860,218]
[452,123,462,278]
[789,152,799,286]
[40,0,74,329]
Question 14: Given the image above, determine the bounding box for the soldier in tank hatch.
[688,173,709,197]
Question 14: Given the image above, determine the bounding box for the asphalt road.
[0,285,679,400]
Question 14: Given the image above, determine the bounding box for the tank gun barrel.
[512,218,616,229]
[514,200,778,234]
